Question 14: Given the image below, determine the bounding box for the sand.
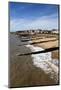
[32,35,59,60]
[9,34,59,88]
[34,40,58,49]
[32,37,57,43]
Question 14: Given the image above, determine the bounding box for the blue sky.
[9,2,59,32]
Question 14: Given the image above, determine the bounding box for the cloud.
[10,14,58,32]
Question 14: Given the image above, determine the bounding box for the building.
[51,29,58,34]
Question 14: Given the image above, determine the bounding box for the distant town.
[14,29,58,36]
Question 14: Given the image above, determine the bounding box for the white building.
[52,29,58,34]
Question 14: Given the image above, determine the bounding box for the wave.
[26,44,58,82]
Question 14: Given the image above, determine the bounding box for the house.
[51,29,58,34]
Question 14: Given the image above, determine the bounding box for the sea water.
[26,44,58,82]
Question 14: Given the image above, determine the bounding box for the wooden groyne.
[17,47,59,56]
[18,39,57,46]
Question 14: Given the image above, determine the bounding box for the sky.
[9,2,59,32]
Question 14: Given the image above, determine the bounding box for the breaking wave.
[26,44,58,82]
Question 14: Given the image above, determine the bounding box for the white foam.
[26,44,58,82]
[26,44,51,61]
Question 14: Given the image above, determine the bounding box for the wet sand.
[32,35,59,60]
[9,33,59,88]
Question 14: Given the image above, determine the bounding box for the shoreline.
[9,33,59,87]
[31,36,58,60]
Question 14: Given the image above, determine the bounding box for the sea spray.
[26,44,58,82]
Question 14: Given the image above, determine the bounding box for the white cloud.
[10,14,58,32]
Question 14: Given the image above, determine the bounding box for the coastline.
[9,33,59,87]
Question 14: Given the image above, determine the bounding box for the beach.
[9,33,59,88]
